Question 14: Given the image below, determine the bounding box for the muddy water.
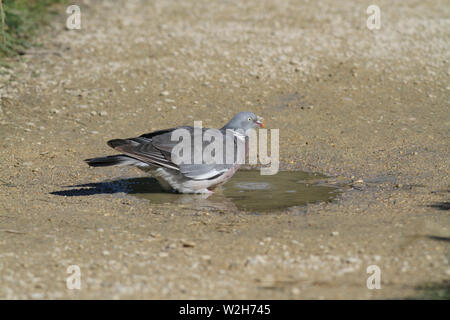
[127,170,341,213]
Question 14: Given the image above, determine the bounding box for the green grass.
[0,0,67,58]
[408,281,450,300]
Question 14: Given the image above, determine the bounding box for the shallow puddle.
[128,170,342,213]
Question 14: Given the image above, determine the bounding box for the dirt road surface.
[0,0,449,299]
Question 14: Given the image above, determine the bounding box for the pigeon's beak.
[256,116,265,128]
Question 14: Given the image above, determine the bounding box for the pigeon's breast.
[207,162,241,191]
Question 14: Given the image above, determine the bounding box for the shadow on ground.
[408,280,450,300]
[51,177,239,213]
[428,202,450,211]
[51,177,164,197]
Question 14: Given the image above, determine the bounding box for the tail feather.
[107,139,131,149]
[84,154,144,167]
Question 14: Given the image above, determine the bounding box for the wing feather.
[107,127,245,180]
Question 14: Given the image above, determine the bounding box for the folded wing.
[107,127,243,180]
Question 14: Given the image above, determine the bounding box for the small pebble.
[181,240,195,248]
[31,293,44,299]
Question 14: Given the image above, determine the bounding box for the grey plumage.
[85,112,264,193]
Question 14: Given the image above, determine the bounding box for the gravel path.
[0,0,448,299]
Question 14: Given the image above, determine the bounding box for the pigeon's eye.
[248,117,252,122]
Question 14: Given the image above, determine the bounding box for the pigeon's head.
[222,111,265,134]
